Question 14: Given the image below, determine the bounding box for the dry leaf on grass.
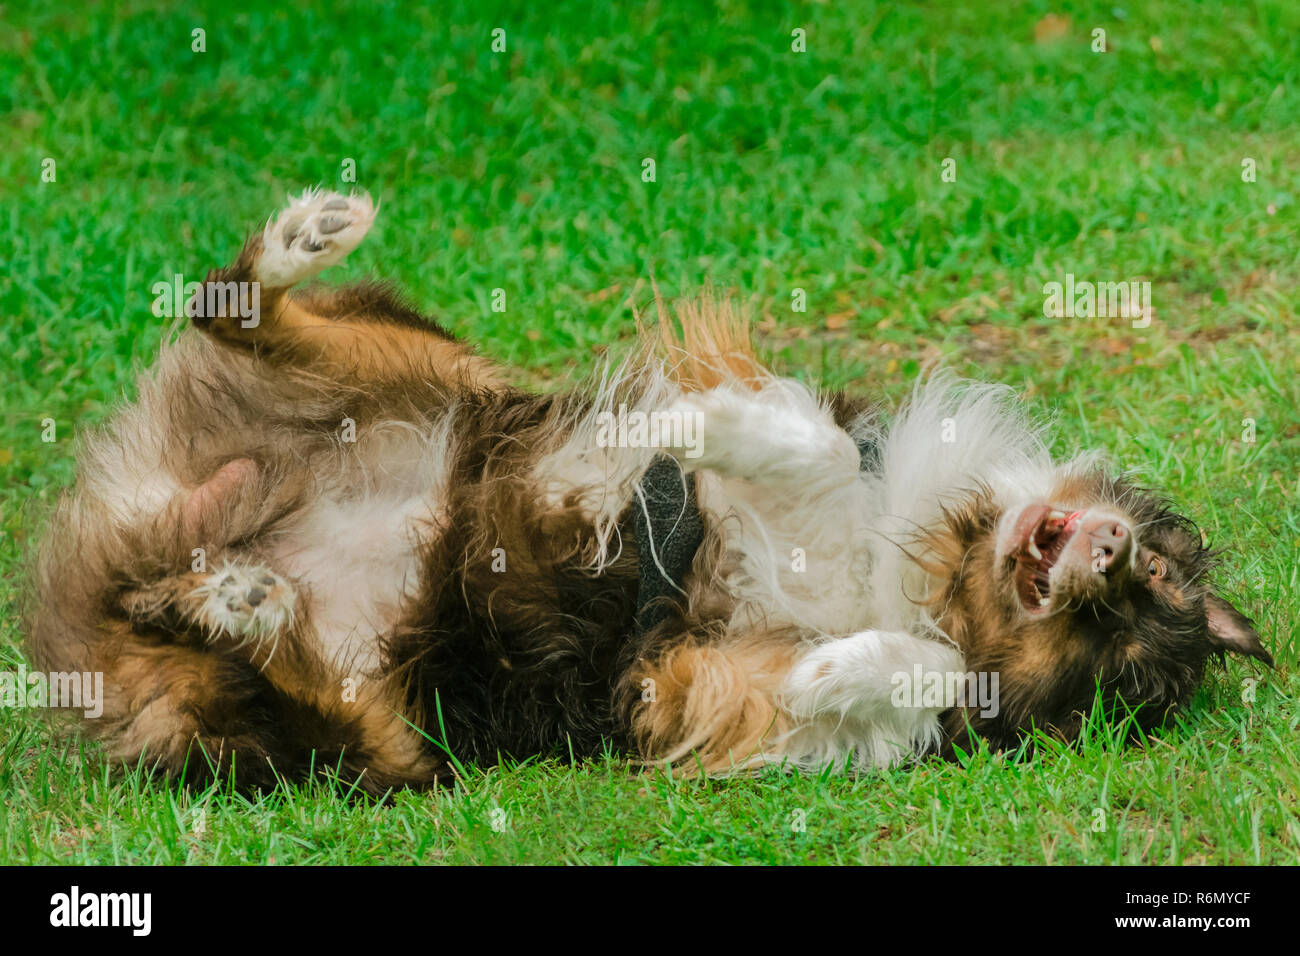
[1034,14,1071,44]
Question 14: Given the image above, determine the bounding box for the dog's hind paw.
[256,188,376,288]
[194,563,296,646]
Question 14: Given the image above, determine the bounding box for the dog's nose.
[1085,517,1132,573]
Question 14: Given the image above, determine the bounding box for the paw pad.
[256,188,376,288]
[198,564,295,640]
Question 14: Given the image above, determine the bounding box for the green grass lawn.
[2,0,1298,864]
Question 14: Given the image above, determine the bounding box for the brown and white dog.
[25,190,1273,794]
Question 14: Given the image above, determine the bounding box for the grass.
[1,0,1298,864]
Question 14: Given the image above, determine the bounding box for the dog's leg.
[779,630,966,766]
[189,189,499,389]
[631,628,965,774]
[116,457,438,790]
[665,382,861,489]
[782,630,964,720]
[189,188,374,345]
[120,561,438,790]
[93,622,438,794]
[629,634,797,773]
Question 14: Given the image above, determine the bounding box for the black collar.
[633,436,879,633]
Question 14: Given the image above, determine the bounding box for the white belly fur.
[270,492,440,675]
[269,421,454,675]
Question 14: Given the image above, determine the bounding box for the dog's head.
[929,468,1272,755]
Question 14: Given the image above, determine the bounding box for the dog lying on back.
[26,190,1272,794]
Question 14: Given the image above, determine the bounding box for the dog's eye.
[1147,555,1167,579]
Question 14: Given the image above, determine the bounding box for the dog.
[24,189,1273,794]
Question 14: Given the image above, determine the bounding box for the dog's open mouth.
[1013,507,1084,612]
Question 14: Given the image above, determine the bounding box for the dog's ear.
[1205,594,1273,666]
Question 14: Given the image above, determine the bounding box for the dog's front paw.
[256,189,376,288]
[659,389,745,466]
[783,631,966,720]
[666,384,860,486]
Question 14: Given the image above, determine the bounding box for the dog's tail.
[637,286,767,392]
